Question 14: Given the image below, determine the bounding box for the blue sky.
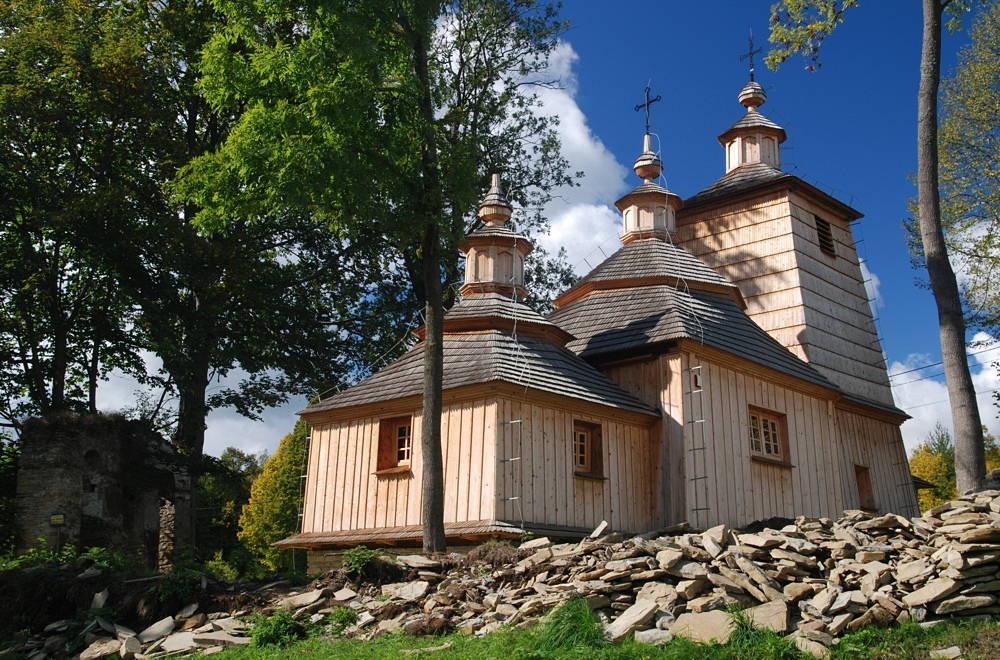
[100,1,1000,458]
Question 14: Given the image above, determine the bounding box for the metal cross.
[634,86,662,135]
[740,29,762,81]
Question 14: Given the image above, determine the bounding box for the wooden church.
[278,78,918,567]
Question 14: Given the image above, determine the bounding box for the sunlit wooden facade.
[280,83,917,567]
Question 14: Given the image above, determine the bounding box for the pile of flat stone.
[14,491,1000,658]
[281,492,1000,658]
[24,604,252,660]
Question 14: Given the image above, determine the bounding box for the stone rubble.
[12,492,1000,657]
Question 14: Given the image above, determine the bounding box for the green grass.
[214,603,1000,660]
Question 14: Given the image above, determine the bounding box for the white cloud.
[890,332,1000,455]
[860,261,882,311]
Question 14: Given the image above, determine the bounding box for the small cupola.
[614,133,682,246]
[718,77,787,173]
[459,174,532,299]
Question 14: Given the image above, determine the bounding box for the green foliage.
[250,610,305,648]
[530,597,607,656]
[910,422,959,511]
[939,0,1000,332]
[342,545,381,576]
[328,606,359,636]
[0,538,78,571]
[767,0,970,72]
[196,448,267,573]
[204,550,240,581]
[0,0,158,421]
[150,561,205,606]
[766,0,860,72]
[238,421,309,572]
[911,422,1000,511]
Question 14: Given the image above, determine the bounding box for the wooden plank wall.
[677,190,894,408]
[835,408,920,518]
[684,352,848,528]
[599,356,686,528]
[787,196,895,406]
[301,398,498,534]
[495,397,656,534]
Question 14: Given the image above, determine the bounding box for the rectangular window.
[855,464,877,513]
[815,215,836,256]
[748,408,788,464]
[396,423,412,465]
[573,421,603,478]
[377,415,413,473]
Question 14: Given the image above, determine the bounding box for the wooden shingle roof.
[301,328,657,417]
[578,238,732,287]
[548,284,840,393]
[682,162,794,208]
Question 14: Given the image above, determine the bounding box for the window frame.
[573,420,604,480]
[815,215,836,257]
[748,407,793,468]
[376,415,413,476]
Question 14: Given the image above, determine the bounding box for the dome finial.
[478,173,512,227]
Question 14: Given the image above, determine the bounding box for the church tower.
[675,79,894,407]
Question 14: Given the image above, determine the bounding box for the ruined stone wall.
[15,413,177,568]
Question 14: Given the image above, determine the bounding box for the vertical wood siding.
[494,397,656,534]
[680,353,848,528]
[301,399,498,533]
[677,192,894,407]
[835,408,920,518]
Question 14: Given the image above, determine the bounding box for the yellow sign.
[50,514,65,526]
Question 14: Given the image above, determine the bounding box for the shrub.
[150,561,204,605]
[328,605,359,635]
[251,609,305,647]
[238,421,309,572]
[343,545,380,575]
[203,550,239,581]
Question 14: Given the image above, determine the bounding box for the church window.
[815,216,836,256]
[377,415,413,473]
[573,421,603,478]
[748,408,788,464]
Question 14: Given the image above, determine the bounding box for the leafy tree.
[187,0,574,551]
[0,0,159,427]
[911,423,1000,511]
[938,1,1000,333]
[239,421,308,572]
[196,447,266,570]
[767,0,988,494]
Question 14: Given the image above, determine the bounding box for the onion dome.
[459,174,532,299]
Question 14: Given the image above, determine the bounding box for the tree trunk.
[919,0,986,494]
[171,353,211,551]
[412,1,447,553]
[420,225,447,553]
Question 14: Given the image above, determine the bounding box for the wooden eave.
[613,188,683,212]
[678,174,863,223]
[411,316,573,345]
[493,382,660,426]
[553,275,746,311]
[835,394,910,424]
[459,233,533,255]
[717,123,786,146]
[679,339,842,401]
[276,519,607,550]
[300,379,659,428]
